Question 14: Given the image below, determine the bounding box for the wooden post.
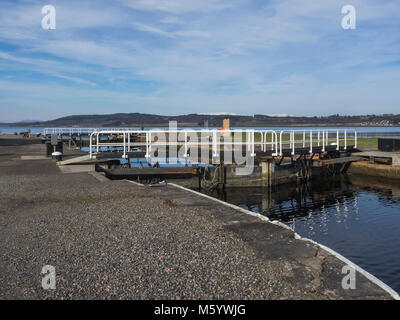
[261,161,268,187]
[268,159,275,187]
[217,163,225,191]
[261,159,275,187]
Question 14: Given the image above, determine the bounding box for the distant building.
[222,118,230,137]
[223,118,230,130]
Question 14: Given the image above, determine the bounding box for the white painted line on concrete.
[125,179,145,187]
[300,237,400,300]
[58,164,95,174]
[168,182,400,300]
[20,155,48,160]
[57,155,91,165]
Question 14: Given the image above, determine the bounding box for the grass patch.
[356,138,378,149]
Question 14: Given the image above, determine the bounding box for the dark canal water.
[207,174,400,294]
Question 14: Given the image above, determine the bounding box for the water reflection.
[206,174,400,294]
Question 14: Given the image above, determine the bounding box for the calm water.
[1,126,400,138]
[207,174,400,294]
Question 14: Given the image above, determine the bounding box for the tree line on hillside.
[3,113,400,127]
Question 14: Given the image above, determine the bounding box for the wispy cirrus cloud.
[118,0,238,14]
[160,16,184,25]
[0,0,400,121]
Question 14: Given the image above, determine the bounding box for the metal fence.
[43,127,140,136]
[85,129,357,159]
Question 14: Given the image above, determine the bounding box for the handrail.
[43,127,140,136]
[89,129,280,160]
[278,129,357,156]
[79,128,357,160]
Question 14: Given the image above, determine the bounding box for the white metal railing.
[87,128,357,160]
[43,128,95,136]
[43,127,140,136]
[278,129,357,155]
[89,129,279,160]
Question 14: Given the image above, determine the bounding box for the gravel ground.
[0,136,393,299]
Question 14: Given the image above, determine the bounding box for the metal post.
[260,132,264,152]
[123,131,126,159]
[128,132,131,153]
[336,130,339,150]
[148,132,152,159]
[251,130,255,156]
[355,131,358,149]
[184,131,188,157]
[291,131,295,155]
[213,130,217,157]
[89,132,93,159]
[145,132,149,158]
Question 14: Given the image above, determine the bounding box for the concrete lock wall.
[348,161,400,180]
[217,161,299,188]
[176,159,341,190]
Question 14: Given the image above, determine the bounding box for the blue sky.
[0,0,400,121]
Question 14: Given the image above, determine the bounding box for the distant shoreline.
[1,112,400,128]
[2,124,400,128]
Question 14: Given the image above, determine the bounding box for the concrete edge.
[58,164,95,174]
[125,179,145,187]
[20,155,48,160]
[299,236,400,301]
[88,171,110,182]
[57,155,90,165]
[167,182,400,300]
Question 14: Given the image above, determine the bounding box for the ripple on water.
[217,176,400,294]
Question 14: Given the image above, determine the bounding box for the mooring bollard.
[52,151,62,161]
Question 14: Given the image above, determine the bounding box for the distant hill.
[3,112,400,127]
[0,120,43,125]
[17,120,44,123]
